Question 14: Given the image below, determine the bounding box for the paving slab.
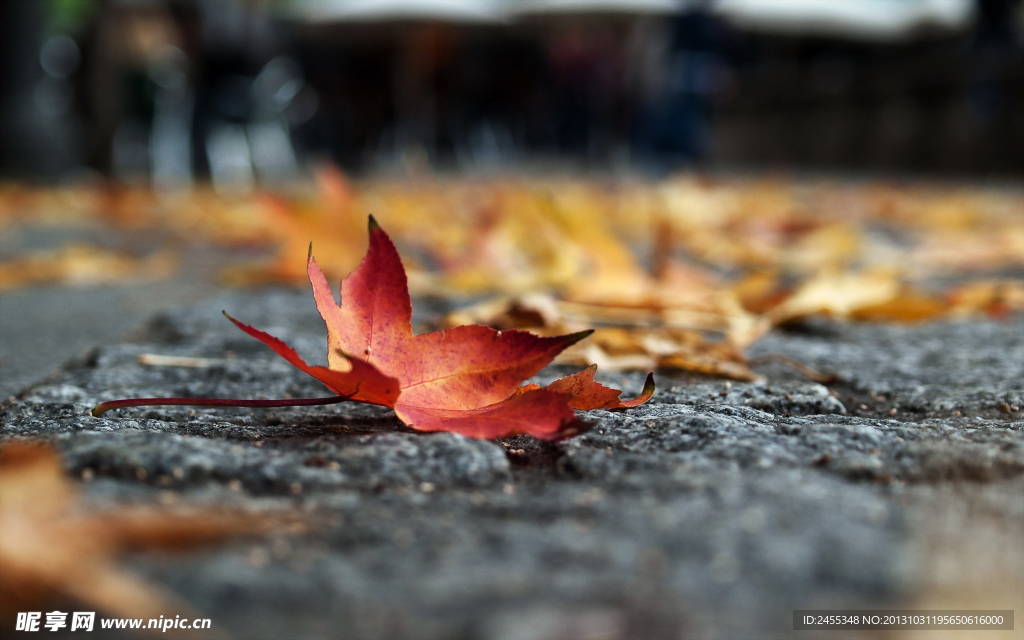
[1,291,1022,640]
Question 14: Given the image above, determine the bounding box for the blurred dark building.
[1,0,86,178]
[2,0,1021,181]
[709,0,1024,175]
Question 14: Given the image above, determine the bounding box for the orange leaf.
[231,217,653,439]
[224,312,400,406]
[543,364,656,410]
[397,388,588,440]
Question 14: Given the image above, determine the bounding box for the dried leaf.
[560,327,761,382]
[0,244,178,291]
[0,442,265,627]
[947,279,1024,318]
[444,295,762,382]
[764,270,902,325]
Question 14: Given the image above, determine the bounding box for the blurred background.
[2,0,1022,182]
[1,0,1023,398]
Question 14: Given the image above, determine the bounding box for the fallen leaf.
[849,290,949,323]
[512,364,655,409]
[219,165,369,286]
[0,442,264,629]
[0,244,179,291]
[727,270,788,315]
[947,279,1024,318]
[559,327,761,381]
[299,217,652,438]
[764,270,902,325]
[96,218,654,440]
[444,295,762,382]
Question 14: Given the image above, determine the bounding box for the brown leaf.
[445,296,762,382]
[0,442,270,630]
[0,244,178,291]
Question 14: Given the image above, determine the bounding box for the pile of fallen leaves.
[2,170,1021,380]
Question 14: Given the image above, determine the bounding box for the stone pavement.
[1,291,1022,640]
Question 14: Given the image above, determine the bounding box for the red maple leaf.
[94,218,654,439]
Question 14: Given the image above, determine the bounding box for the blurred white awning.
[291,0,506,23]
[287,0,977,39]
[511,0,686,16]
[711,0,975,40]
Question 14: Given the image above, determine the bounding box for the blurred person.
[633,7,726,168]
[546,21,625,159]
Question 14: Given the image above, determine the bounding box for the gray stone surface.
[748,319,1024,420]
[1,291,1022,640]
[0,242,230,400]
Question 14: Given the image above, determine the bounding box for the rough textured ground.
[2,291,1022,640]
[0,227,231,399]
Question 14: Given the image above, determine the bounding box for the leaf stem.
[91,395,352,417]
